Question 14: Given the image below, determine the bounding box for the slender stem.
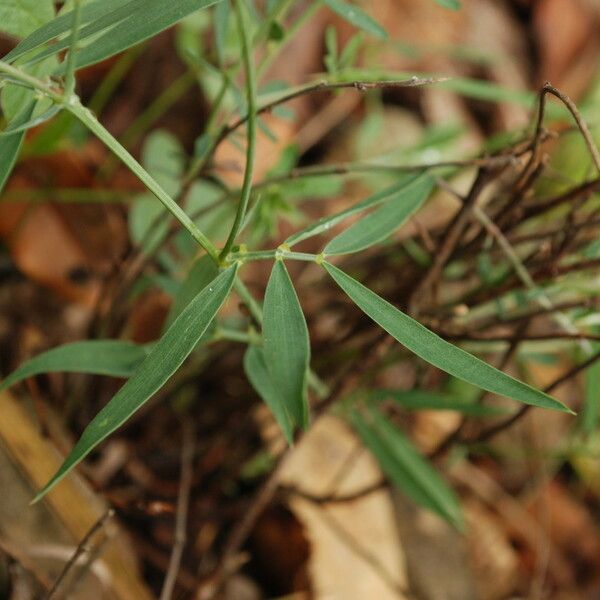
[47,509,114,599]
[64,0,82,97]
[220,0,258,259]
[214,327,260,344]
[219,76,444,145]
[66,98,220,263]
[229,250,318,263]
[234,279,263,323]
[0,59,62,101]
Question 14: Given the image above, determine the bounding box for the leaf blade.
[324,174,435,255]
[244,346,294,443]
[0,100,35,194]
[32,264,237,502]
[349,406,463,528]
[58,0,224,72]
[284,173,423,248]
[322,0,387,39]
[0,340,149,393]
[3,0,128,62]
[263,261,310,430]
[324,262,571,413]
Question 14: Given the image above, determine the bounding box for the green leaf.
[0,100,35,194]
[213,0,230,67]
[7,0,223,72]
[349,406,463,528]
[285,173,422,247]
[582,342,600,433]
[0,0,54,39]
[0,105,61,136]
[32,264,237,502]
[0,340,149,393]
[263,260,310,430]
[60,0,224,72]
[323,174,435,255]
[244,346,294,443]
[323,262,572,413]
[368,389,509,417]
[322,0,387,39]
[434,0,461,9]
[3,0,127,62]
[165,255,219,327]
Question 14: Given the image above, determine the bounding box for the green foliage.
[0,341,149,393]
[323,174,435,255]
[0,0,54,39]
[323,262,571,413]
[349,405,463,528]
[32,265,237,502]
[244,346,294,443]
[285,174,423,247]
[367,389,509,417]
[0,100,34,193]
[262,260,311,433]
[0,0,582,527]
[433,0,461,9]
[322,0,387,40]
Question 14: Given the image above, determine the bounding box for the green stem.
[214,326,261,345]
[0,59,62,101]
[229,250,319,263]
[64,0,82,97]
[66,98,220,263]
[220,0,258,259]
[234,279,263,323]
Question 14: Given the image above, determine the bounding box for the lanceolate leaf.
[324,174,435,255]
[0,341,149,393]
[324,262,571,413]
[322,0,387,39]
[263,260,310,430]
[3,0,128,62]
[0,100,35,194]
[5,0,223,73]
[0,105,61,136]
[58,0,224,72]
[32,264,237,502]
[285,173,423,248]
[349,406,463,528]
[244,346,294,443]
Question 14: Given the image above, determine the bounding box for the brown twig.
[46,509,114,600]
[408,168,494,312]
[159,420,195,600]
[217,76,446,143]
